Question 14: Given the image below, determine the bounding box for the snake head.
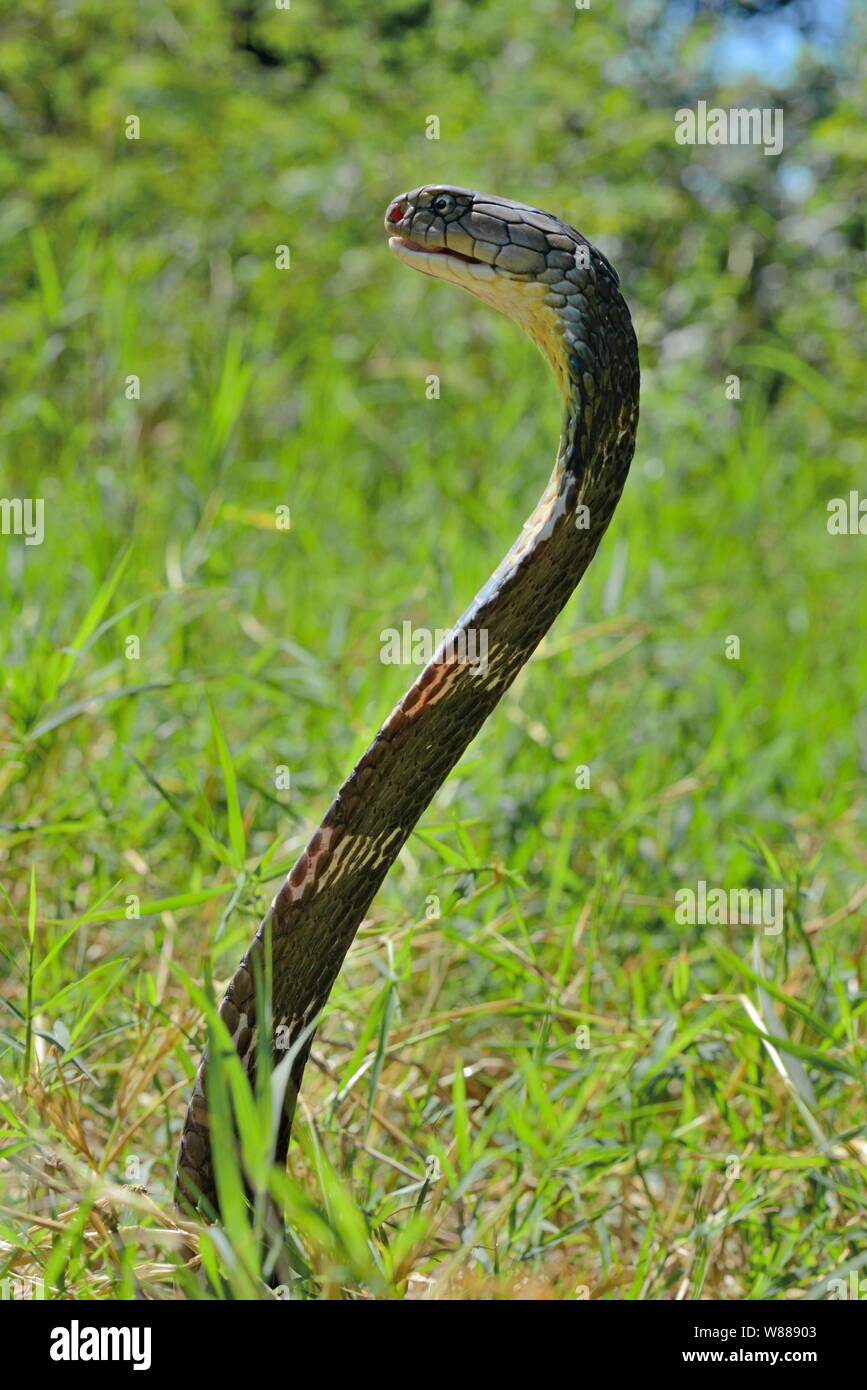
[385,184,563,282]
[385,184,605,400]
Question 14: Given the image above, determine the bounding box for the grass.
[1,0,866,1300]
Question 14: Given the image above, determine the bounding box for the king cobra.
[176,185,640,1213]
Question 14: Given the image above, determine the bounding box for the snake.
[175,185,640,1213]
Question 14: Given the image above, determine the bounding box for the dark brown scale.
[175,187,640,1214]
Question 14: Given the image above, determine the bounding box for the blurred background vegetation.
[0,0,865,1299]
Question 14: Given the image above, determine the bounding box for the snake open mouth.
[391,235,484,266]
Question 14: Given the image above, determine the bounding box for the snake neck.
[471,242,640,622]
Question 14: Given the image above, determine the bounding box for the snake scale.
[176,185,640,1214]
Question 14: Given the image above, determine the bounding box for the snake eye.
[432,194,453,214]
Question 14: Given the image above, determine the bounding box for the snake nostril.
[388,200,407,224]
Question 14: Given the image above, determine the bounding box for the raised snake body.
[176,185,640,1212]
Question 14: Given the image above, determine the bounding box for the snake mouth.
[390,235,483,266]
[388,235,497,280]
